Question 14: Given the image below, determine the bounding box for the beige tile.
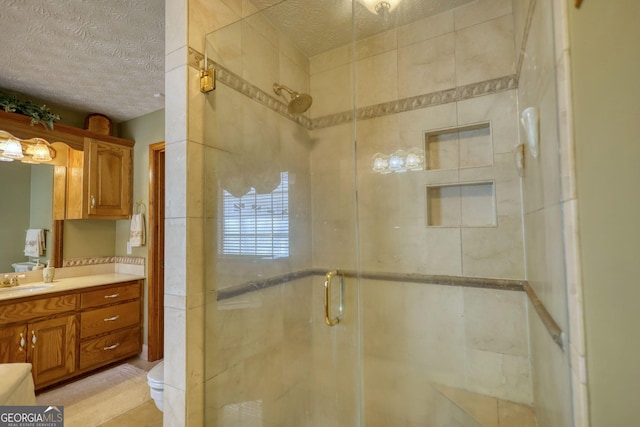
[498,400,536,427]
[164,307,186,391]
[464,287,528,357]
[188,0,242,53]
[397,11,454,47]
[455,15,516,87]
[356,50,398,107]
[206,20,242,74]
[355,29,397,61]
[309,62,353,117]
[398,33,455,99]
[160,384,184,427]
[461,214,524,279]
[164,66,187,146]
[398,102,458,150]
[456,90,519,155]
[98,401,162,427]
[241,18,279,96]
[435,384,499,427]
[310,44,351,75]
[512,0,532,58]
[459,182,496,227]
[165,0,186,54]
[454,0,512,30]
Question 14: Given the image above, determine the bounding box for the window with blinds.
[219,172,290,258]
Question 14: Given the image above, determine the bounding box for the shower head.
[273,83,313,114]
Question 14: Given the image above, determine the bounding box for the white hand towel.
[24,229,45,257]
[129,213,145,247]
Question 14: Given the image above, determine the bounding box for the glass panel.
[203,2,359,426]
[203,1,548,426]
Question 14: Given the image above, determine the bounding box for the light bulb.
[2,138,24,159]
[31,139,53,162]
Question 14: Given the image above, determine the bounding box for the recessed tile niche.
[424,122,495,228]
[426,182,496,227]
[425,122,492,170]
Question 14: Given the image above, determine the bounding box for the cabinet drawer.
[79,327,140,370]
[81,282,140,309]
[80,300,140,338]
[0,295,77,325]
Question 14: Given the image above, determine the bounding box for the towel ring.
[134,201,146,215]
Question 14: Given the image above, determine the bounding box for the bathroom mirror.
[0,161,55,273]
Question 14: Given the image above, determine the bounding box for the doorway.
[147,141,165,361]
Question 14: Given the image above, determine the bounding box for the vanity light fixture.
[0,131,56,163]
[30,139,53,162]
[2,138,24,159]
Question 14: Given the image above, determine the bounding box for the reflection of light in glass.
[371,153,390,173]
[405,148,424,170]
[388,150,406,172]
[371,148,424,174]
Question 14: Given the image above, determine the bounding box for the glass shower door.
[202,1,361,425]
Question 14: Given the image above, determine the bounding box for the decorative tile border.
[216,268,563,350]
[312,75,518,129]
[63,256,145,267]
[189,47,517,131]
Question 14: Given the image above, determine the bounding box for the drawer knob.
[103,343,120,351]
[103,315,120,322]
[104,293,120,299]
[19,332,25,352]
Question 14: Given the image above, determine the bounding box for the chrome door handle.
[324,270,344,327]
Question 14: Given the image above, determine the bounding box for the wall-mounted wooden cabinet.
[54,138,133,220]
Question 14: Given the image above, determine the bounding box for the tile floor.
[36,357,163,427]
[98,400,163,427]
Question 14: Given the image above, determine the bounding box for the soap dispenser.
[43,260,55,283]
[31,259,44,271]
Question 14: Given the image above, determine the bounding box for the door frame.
[147,141,165,361]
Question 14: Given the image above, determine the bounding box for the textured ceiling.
[0,0,474,124]
[0,0,165,123]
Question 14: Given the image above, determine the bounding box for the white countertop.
[0,273,145,301]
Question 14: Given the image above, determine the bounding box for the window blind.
[220,172,290,258]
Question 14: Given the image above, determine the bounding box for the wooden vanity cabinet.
[0,295,78,389]
[0,279,143,390]
[0,324,28,363]
[29,315,78,387]
[57,138,133,220]
[78,281,142,371]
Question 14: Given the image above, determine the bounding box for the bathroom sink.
[0,284,53,294]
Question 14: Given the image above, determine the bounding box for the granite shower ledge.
[216,268,564,350]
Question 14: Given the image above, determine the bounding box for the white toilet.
[147,360,164,412]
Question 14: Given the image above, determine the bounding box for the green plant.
[0,92,61,130]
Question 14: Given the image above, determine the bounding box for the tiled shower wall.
[177,0,538,425]
[515,0,581,425]
[308,0,532,419]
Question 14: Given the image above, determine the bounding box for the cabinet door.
[0,324,28,363]
[86,139,132,218]
[29,315,77,387]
